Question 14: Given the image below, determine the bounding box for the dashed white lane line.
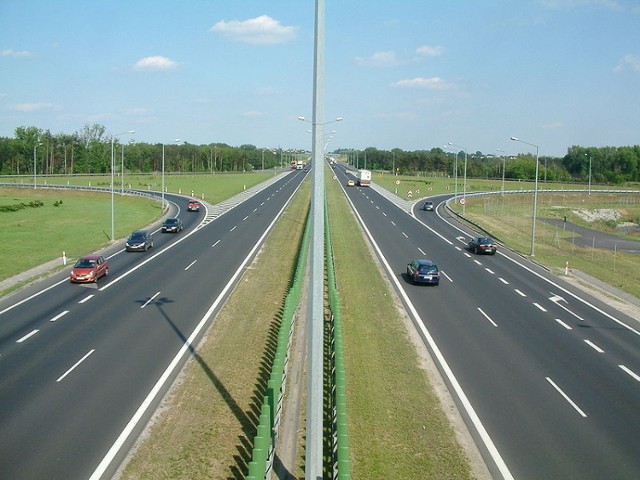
[141,292,161,309]
[50,310,69,322]
[57,349,95,382]
[79,294,94,304]
[485,268,495,274]
[534,303,547,312]
[17,329,39,343]
[515,289,527,297]
[619,365,640,382]
[499,277,509,285]
[584,340,604,353]
[546,377,588,418]
[230,226,237,232]
[212,239,221,248]
[184,260,197,271]
[478,307,498,327]
[418,248,426,256]
[402,232,408,238]
[555,318,573,330]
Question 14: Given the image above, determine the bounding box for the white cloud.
[1,49,33,58]
[392,77,452,89]
[355,51,401,67]
[243,110,266,117]
[416,45,444,57]
[614,54,640,72]
[133,56,178,70]
[12,102,56,112]
[211,15,298,45]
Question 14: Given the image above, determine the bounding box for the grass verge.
[118,180,311,479]
[326,176,477,479]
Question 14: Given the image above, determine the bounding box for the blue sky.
[1,0,639,157]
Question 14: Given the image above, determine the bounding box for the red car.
[70,255,109,283]
[187,200,200,212]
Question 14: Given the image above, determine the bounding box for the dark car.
[187,200,200,212]
[162,217,183,233]
[422,201,434,211]
[406,259,440,285]
[468,236,497,255]
[70,255,109,283]
[126,230,153,252]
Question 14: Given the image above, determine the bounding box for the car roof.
[414,259,436,266]
[79,254,101,260]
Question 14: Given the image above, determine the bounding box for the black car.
[126,230,154,251]
[422,201,434,211]
[162,217,183,233]
[468,236,497,255]
[406,259,440,285]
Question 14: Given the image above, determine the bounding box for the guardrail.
[246,210,311,479]
[0,182,162,203]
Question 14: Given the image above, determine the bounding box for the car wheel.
[474,247,479,254]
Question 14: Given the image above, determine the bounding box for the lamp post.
[111,130,135,241]
[584,153,592,195]
[443,145,458,200]
[510,136,539,256]
[162,139,181,210]
[496,148,505,194]
[33,139,42,189]
[448,142,468,214]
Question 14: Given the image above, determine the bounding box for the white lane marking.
[555,318,573,330]
[141,292,161,309]
[485,268,495,274]
[474,260,482,265]
[184,260,197,271]
[17,329,39,343]
[499,277,509,285]
[455,246,462,251]
[534,303,547,312]
[478,307,498,327]
[50,311,69,322]
[376,205,380,210]
[546,377,587,418]
[243,215,249,221]
[441,271,453,283]
[402,232,408,238]
[230,226,237,232]
[79,294,95,304]
[418,248,426,256]
[619,365,640,382]
[383,212,387,217]
[549,293,584,321]
[463,252,471,258]
[212,239,221,248]
[253,208,258,212]
[391,221,396,226]
[584,340,604,353]
[515,289,526,297]
[57,349,95,382]
[260,202,265,206]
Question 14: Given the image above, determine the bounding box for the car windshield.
[419,265,437,273]
[479,237,493,244]
[75,258,96,268]
[129,233,145,240]
[165,219,178,224]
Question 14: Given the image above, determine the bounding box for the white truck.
[296,160,304,170]
[357,169,371,186]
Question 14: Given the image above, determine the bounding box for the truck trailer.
[357,169,371,186]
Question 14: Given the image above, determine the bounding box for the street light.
[121,139,135,194]
[162,139,182,210]
[584,153,592,195]
[510,136,539,256]
[448,142,468,214]
[111,130,135,241]
[33,139,42,189]
[443,145,459,201]
[496,148,505,194]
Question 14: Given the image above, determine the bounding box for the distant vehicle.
[357,169,371,186]
[406,259,440,285]
[162,217,183,233]
[126,230,153,252]
[347,179,355,187]
[290,160,297,169]
[296,160,304,170]
[70,255,109,283]
[468,236,497,255]
[187,200,200,212]
[422,201,434,211]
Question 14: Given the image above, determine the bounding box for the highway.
[0,170,307,480]
[332,163,640,480]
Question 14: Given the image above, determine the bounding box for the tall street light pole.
[162,139,181,211]
[33,139,42,189]
[510,136,539,256]
[111,130,135,241]
[496,148,505,194]
[448,142,468,215]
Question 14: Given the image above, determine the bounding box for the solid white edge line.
[88,172,305,480]
[339,185,514,480]
[545,377,587,418]
[57,349,95,382]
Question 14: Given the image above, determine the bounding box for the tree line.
[1,124,638,185]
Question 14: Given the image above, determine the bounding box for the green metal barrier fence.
[246,210,311,479]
